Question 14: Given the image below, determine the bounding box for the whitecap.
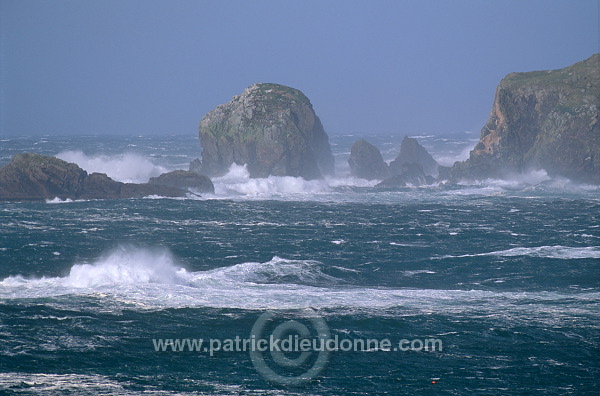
[45,197,74,204]
[56,150,167,183]
[210,164,379,199]
[1,246,598,321]
[439,245,600,260]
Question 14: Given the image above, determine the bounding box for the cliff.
[192,83,335,179]
[452,54,600,184]
[0,153,189,201]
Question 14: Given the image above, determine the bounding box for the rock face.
[149,170,214,193]
[376,163,434,188]
[452,54,600,184]
[348,139,388,180]
[0,153,188,201]
[348,137,441,186]
[0,153,88,200]
[194,83,335,179]
[389,136,439,177]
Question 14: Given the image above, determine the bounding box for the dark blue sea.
[0,133,598,395]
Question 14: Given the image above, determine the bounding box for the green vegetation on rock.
[452,54,600,184]
[195,83,335,179]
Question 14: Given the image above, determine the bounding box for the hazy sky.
[1,0,598,136]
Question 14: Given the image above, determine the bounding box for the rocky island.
[0,153,196,201]
[2,54,597,202]
[347,139,388,180]
[348,136,442,186]
[190,83,335,180]
[452,54,599,184]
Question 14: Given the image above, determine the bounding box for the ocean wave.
[46,197,74,204]
[0,246,340,292]
[0,373,182,395]
[1,246,185,288]
[1,246,598,315]
[453,169,552,188]
[439,245,600,260]
[56,150,168,183]
[210,164,379,198]
[212,164,329,196]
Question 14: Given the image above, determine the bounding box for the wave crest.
[0,247,341,296]
[211,164,379,198]
[195,256,340,287]
[56,150,167,183]
[440,245,600,260]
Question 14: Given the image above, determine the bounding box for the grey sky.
[1,0,598,136]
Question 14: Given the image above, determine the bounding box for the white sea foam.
[210,164,378,199]
[212,164,329,196]
[1,246,598,317]
[0,247,337,292]
[440,245,600,260]
[56,150,168,183]
[0,373,231,396]
[453,169,552,190]
[402,270,436,276]
[65,247,184,287]
[45,197,74,204]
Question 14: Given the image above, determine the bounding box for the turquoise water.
[0,134,598,394]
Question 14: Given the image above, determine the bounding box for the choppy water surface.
[0,134,598,394]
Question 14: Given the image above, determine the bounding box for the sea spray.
[56,150,168,183]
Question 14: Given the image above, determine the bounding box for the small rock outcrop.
[375,175,406,188]
[348,139,388,180]
[389,136,439,177]
[348,137,442,186]
[193,83,335,180]
[376,163,433,188]
[149,170,214,193]
[0,153,188,201]
[0,153,88,200]
[452,53,600,184]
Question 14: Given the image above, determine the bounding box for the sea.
[0,132,598,395]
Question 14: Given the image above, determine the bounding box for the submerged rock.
[149,170,214,193]
[348,139,388,180]
[195,83,335,180]
[389,136,439,177]
[452,53,600,184]
[0,153,188,201]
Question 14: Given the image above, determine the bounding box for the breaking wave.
[1,246,185,288]
[0,246,342,296]
[440,245,600,260]
[210,164,378,198]
[56,150,168,183]
[1,246,598,316]
[45,197,75,204]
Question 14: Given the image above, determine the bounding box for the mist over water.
[17,133,589,201]
[56,150,168,183]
